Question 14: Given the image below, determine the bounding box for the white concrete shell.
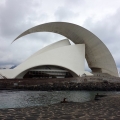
[26,39,71,60]
[13,22,118,77]
[0,39,91,78]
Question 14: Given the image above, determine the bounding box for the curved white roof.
[13,22,118,77]
[0,40,89,78]
[26,39,70,61]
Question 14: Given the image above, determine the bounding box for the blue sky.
[0,0,120,72]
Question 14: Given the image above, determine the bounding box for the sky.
[0,0,120,73]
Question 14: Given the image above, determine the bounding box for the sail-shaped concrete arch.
[13,22,118,77]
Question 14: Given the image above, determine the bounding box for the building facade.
[0,22,118,79]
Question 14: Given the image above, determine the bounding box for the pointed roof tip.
[11,37,19,44]
[11,40,14,44]
[11,40,15,44]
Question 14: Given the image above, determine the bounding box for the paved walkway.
[0,95,120,120]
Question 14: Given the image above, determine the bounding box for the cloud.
[55,6,79,21]
[0,0,51,68]
[0,0,33,38]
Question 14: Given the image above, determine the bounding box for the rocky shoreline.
[1,81,120,91]
[0,77,120,91]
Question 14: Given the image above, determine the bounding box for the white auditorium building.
[0,22,119,79]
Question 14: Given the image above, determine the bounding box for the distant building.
[0,22,118,79]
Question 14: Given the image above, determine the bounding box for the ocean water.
[0,90,119,109]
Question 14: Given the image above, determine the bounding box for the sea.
[0,90,119,109]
